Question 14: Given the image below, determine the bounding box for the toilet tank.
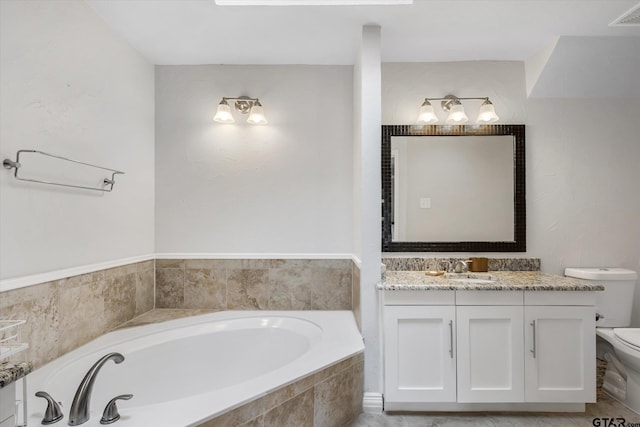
[565,267,638,327]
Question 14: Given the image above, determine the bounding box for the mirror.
[382,125,525,252]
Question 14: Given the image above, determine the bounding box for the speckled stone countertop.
[0,361,33,388]
[378,271,605,291]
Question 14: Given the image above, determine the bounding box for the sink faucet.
[452,260,469,274]
[68,352,125,426]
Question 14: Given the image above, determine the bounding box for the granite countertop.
[378,270,605,291]
[0,361,33,388]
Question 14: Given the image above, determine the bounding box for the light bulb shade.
[446,103,468,124]
[213,100,235,123]
[476,100,499,124]
[247,102,267,125]
[416,100,438,124]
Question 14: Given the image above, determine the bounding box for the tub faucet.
[69,352,125,426]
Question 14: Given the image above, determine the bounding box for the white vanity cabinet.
[456,305,524,402]
[382,289,596,411]
[383,291,456,403]
[524,292,596,403]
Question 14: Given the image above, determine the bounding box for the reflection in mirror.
[382,125,525,252]
[391,135,514,242]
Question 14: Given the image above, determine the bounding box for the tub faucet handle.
[35,391,64,425]
[100,394,133,424]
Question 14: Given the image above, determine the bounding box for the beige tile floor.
[348,393,640,426]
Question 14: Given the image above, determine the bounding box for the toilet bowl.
[565,267,639,413]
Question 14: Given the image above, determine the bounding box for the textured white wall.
[0,0,155,280]
[526,98,640,323]
[155,65,353,254]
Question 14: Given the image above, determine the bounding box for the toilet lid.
[614,328,640,349]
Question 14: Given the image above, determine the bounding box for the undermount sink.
[444,273,496,284]
[450,278,496,284]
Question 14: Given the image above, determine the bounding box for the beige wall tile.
[1,281,56,308]
[184,269,226,310]
[263,388,314,427]
[352,263,361,331]
[136,260,155,271]
[227,269,269,309]
[3,283,59,368]
[311,267,352,310]
[103,273,137,329]
[156,259,185,269]
[136,268,155,315]
[184,259,229,269]
[155,268,185,308]
[58,280,107,356]
[314,360,360,427]
[268,268,312,310]
[264,373,316,411]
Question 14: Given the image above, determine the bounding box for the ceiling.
[86,0,640,65]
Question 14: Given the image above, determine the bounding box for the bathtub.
[21,311,364,427]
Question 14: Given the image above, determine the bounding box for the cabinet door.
[525,306,596,402]
[456,305,524,402]
[383,305,456,403]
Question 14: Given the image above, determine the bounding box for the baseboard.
[363,392,384,413]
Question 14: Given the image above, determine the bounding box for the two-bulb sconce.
[214,96,267,125]
[417,94,499,125]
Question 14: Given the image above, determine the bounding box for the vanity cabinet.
[383,291,456,403]
[382,290,596,411]
[456,305,524,402]
[524,305,596,402]
[383,305,456,403]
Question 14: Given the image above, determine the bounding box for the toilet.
[565,267,639,412]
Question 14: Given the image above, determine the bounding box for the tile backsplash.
[381,257,541,272]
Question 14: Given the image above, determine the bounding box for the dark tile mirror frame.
[382,124,526,252]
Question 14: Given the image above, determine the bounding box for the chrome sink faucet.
[68,352,125,426]
[452,260,469,274]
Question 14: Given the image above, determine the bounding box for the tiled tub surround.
[0,260,154,370]
[199,353,364,427]
[381,257,541,272]
[155,259,353,311]
[378,270,605,291]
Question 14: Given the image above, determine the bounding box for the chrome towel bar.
[3,150,124,192]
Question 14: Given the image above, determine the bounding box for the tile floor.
[348,393,640,426]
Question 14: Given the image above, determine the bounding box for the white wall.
[526,98,640,323]
[0,0,155,281]
[381,61,640,321]
[155,65,353,255]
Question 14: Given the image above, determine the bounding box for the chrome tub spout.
[68,352,125,426]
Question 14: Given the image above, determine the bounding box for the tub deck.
[22,310,364,427]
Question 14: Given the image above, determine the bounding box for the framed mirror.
[382,124,525,252]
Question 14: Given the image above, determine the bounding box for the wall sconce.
[417,95,499,125]
[213,96,267,125]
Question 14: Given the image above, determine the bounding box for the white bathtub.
[22,311,364,427]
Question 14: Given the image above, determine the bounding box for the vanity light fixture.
[213,96,268,125]
[416,95,499,125]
